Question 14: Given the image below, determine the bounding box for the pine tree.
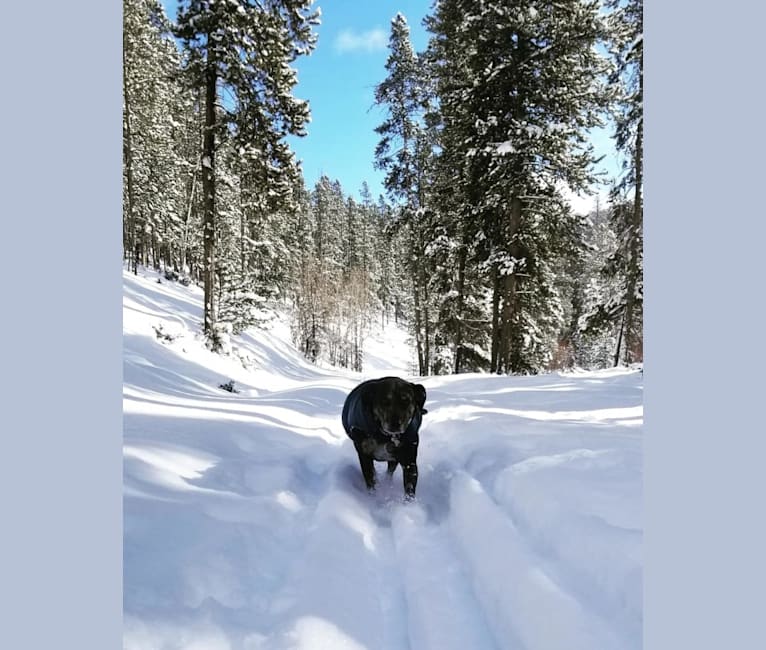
[374,13,437,375]
[175,0,319,346]
[312,175,345,268]
[604,0,643,365]
[576,205,624,368]
[371,194,406,327]
[123,0,187,274]
[357,182,376,278]
[425,0,609,374]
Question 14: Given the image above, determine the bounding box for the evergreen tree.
[372,194,407,327]
[575,205,624,368]
[311,175,345,268]
[357,182,377,278]
[175,0,319,346]
[603,0,643,364]
[374,13,437,375]
[425,0,609,374]
[123,0,187,274]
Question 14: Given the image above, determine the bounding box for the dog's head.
[364,376,427,436]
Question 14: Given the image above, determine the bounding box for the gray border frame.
[3,0,765,647]
[646,1,766,648]
[0,1,122,647]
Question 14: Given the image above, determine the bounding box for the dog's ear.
[411,383,427,414]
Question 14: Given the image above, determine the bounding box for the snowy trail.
[123,269,642,650]
[263,485,406,650]
[259,466,501,650]
[390,503,499,650]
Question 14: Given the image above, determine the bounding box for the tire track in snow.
[390,502,500,650]
[491,451,643,647]
[447,471,626,650]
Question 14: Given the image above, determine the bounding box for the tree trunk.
[499,197,523,374]
[453,229,468,374]
[240,194,246,276]
[415,141,430,376]
[490,267,501,373]
[614,307,626,367]
[422,269,430,376]
[412,272,425,375]
[499,274,516,374]
[151,230,160,271]
[202,52,217,338]
[622,115,643,365]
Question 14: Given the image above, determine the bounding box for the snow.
[124,267,643,650]
[361,317,417,377]
[496,140,515,155]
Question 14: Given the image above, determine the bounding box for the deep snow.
[123,268,643,650]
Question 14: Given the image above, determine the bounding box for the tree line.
[123,0,642,374]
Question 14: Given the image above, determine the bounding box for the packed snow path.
[123,269,643,650]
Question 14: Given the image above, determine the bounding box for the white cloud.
[334,28,388,54]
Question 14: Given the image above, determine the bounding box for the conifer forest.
[123,0,643,375]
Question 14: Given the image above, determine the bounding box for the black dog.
[341,376,427,499]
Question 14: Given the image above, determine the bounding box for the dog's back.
[341,380,374,438]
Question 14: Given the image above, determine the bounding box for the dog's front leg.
[402,462,418,499]
[356,449,376,491]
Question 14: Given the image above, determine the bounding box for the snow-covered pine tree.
[215,142,304,335]
[357,182,377,279]
[356,183,394,328]
[343,196,362,272]
[311,175,345,270]
[574,204,623,368]
[419,36,489,374]
[212,142,252,336]
[372,194,408,327]
[425,0,609,374]
[174,0,319,347]
[603,0,643,365]
[293,176,361,366]
[374,13,437,375]
[123,0,188,275]
[284,176,313,289]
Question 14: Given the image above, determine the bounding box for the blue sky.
[161,0,620,210]
[284,0,432,203]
